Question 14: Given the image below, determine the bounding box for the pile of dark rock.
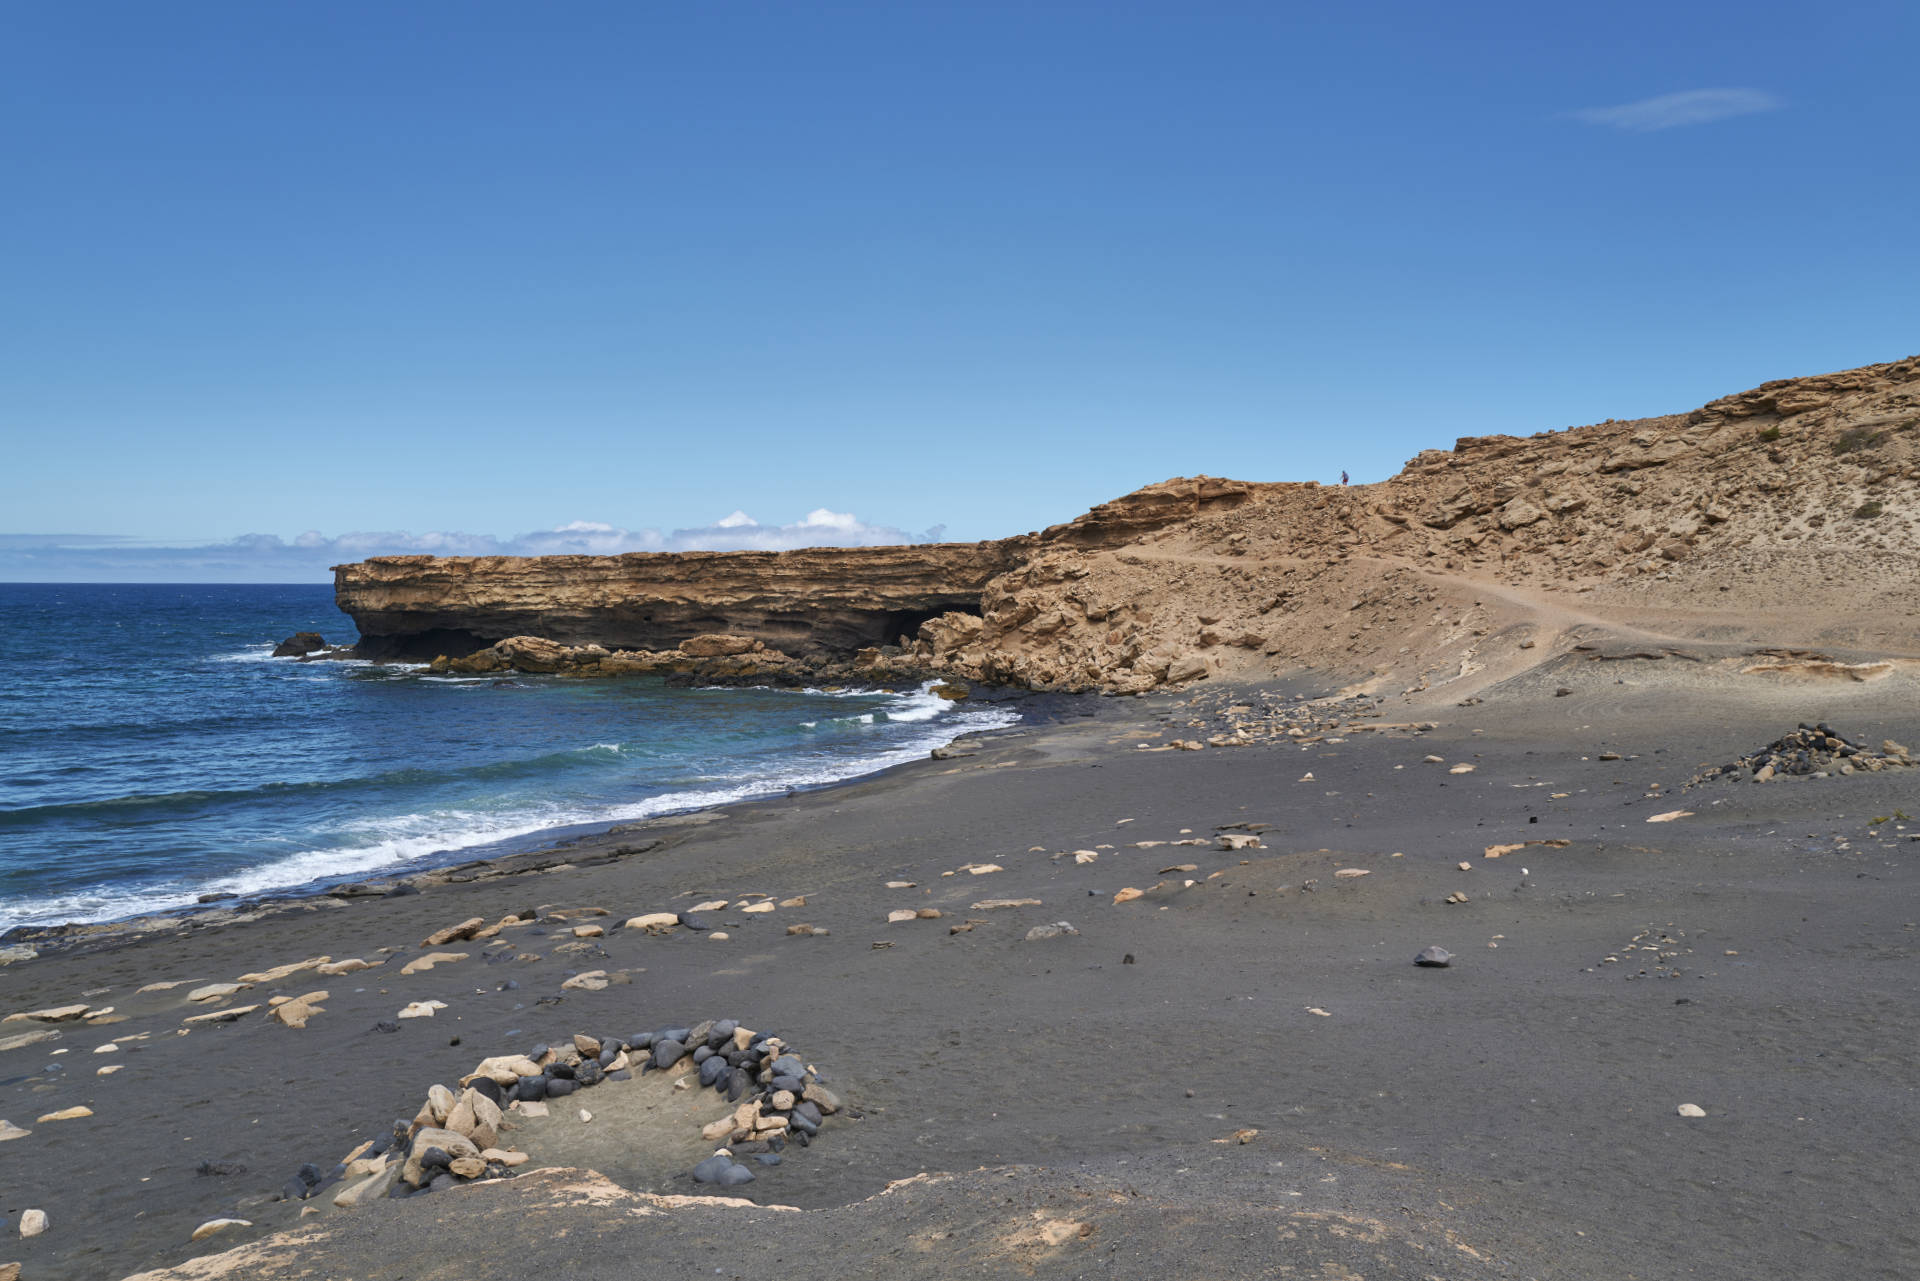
[269,1018,841,1209]
[1688,724,1914,785]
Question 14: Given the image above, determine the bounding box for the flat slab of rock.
[971,898,1041,910]
[190,1218,250,1242]
[1024,922,1080,941]
[186,983,248,1003]
[423,918,486,947]
[184,1004,260,1025]
[400,952,468,976]
[624,913,679,932]
[235,957,327,984]
[3,1004,90,1024]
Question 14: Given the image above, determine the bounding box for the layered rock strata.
[335,355,1920,696]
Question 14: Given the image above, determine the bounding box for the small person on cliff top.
[1340,470,1349,485]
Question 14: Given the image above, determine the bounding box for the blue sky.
[3,1,1915,581]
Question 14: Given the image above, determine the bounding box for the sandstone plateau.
[335,354,1920,699]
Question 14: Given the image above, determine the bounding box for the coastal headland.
[4,355,1920,1280]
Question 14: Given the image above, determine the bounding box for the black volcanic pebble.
[548,1061,575,1080]
[470,1077,503,1107]
[629,1031,655,1051]
[653,1040,686,1069]
[772,1054,804,1078]
[692,1045,713,1065]
[678,915,710,931]
[794,1101,822,1128]
[727,1068,752,1101]
[372,1020,400,1034]
[575,1061,604,1087]
[771,1074,804,1094]
[279,1177,309,1202]
[789,1110,818,1136]
[598,1047,619,1067]
[428,1173,456,1194]
[710,1019,737,1044]
[661,1027,692,1044]
[297,1163,323,1186]
[699,1056,729,1087]
[753,1153,782,1166]
[366,1133,393,1157]
[1414,946,1454,968]
[417,1146,452,1174]
[516,1076,547,1102]
[606,1069,632,1081]
[692,1155,735,1185]
[528,1043,549,1061]
[546,1077,578,1098]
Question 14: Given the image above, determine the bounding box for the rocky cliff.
[334,476,1258,662]
[337,354,1920,697]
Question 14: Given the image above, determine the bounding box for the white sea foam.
[0,686,1020,933]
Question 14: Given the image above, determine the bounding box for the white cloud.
[0,506,949,581]
[1573,88,1782,132]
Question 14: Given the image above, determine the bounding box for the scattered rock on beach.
[422,918,486,948]
[1024,921,1080,941]
[186,983,247,1003]
[401,953,468,976]
[560,971,609,991]
[3,1004,90,1024]
[18,1209,48,1238]
[269,992,328,1028]
[624,912,679,932]
[1676,1103,1706,1118]
[184,1004,260,1025]
[1414,946,1453,967]
[0,1120,29,1142]
[1690,723,1916,785]
[189,1218,251,1242]
[236,957,328,984]
[396,1001,446,1019]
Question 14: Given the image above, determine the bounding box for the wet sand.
[4,669,1920,1280]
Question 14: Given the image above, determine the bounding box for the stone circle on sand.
[265,1018,844,1211]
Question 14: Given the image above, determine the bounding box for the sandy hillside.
[907,353,1920,698]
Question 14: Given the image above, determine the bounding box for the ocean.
[0,583,1016,932]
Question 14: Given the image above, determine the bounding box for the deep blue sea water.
[0,583,1015,932]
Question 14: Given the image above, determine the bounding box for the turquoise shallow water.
[0,583,1014,931]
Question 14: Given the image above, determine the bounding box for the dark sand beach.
[5,660,1919,1280]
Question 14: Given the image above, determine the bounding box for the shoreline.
[0,681,1065,960]
[6,666,1920,1280]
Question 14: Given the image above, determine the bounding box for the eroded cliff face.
[335,477,1262,662]
[337,355,1920,697]
[335,543,1023,661]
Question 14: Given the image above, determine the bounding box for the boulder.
[189,1218,251,1242]
[272,632,329,657]
[678,634,758,657]
[422,918,486,948]
[402,1128,479,1187]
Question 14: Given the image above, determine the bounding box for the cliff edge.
[336,354,1920,698]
